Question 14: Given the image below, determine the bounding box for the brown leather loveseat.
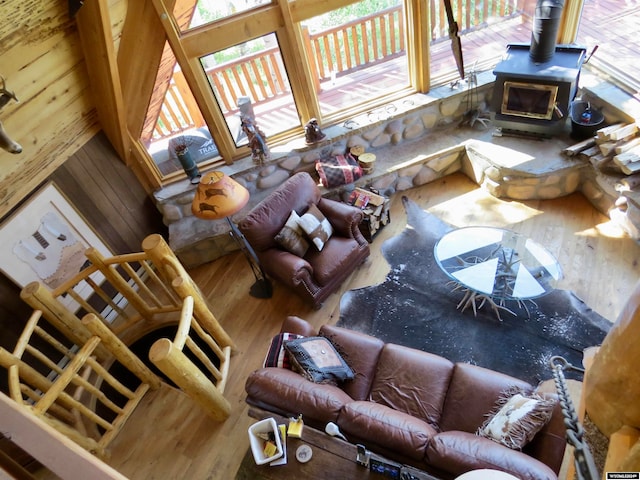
[245,316,567,480]
[238,172,370,308]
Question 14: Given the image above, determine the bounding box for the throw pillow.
[263,332,305,369]
[299,204,333,251]
[284,336,355,384]
[274,210,309,257]
[315,154,363,188]
[477,387,556,450]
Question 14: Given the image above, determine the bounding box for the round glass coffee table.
[434,226,563,319]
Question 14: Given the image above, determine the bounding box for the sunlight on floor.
[428,188,542,228]
[577,220,630,239]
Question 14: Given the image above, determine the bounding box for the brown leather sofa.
[238,172,370,308]
[245,316,567,480]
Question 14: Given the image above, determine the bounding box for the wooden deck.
[252,1,639,133]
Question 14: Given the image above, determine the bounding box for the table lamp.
[191,171,272,298]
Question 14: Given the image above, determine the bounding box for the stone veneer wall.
[153,72,639,269]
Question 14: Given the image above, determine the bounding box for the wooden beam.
[75,0,130,162]
[118,0,168,140]
[0,392,128,480]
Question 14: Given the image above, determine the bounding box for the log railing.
[0,310,160,457]
[9,234,235,454]
[149,293,231,422]
[152,0,526,141]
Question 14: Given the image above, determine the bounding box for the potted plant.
[172,135,201,184]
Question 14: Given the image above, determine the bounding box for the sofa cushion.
[439,363,532,434]
[477,388,556,450]
[245,368,353,424]
[274,210,309,257]
[319,325,384,401]
[339,401,437,461]
[369,344,454,427]
[305,236,364,285]
[426,431,558,480]
[285,336,354,384]
[299,204,333,251]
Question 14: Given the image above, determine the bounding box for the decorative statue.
[241,116,269,165]
[304,118,326,144]
[0,76,22,154]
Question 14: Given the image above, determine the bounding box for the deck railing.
[152,0,526,141]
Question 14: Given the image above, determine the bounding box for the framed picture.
[0,182,113,303]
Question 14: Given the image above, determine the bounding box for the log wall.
[0,0,128,219]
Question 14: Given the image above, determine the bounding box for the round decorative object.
[295,444,313,463]
[358,153,376,174]
[349,145,365,159]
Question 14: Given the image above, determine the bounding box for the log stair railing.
[149,294,231,422]
[0,309,160,458]
[5,234,235,455]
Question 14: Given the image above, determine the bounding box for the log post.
[142,233,236,352]
[20,282,110,360]
[82,314,161,390]
[585,279,640,436]
[84,247,156,319]
[149,338,231,422]
[172,277,236,352]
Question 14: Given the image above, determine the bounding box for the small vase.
[176,148,201,184]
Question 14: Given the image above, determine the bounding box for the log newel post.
[149,338,231,422]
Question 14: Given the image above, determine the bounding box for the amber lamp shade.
[191,171,250,220]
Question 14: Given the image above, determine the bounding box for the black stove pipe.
[530,0,565,63]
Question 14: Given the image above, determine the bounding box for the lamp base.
[250,278,273,299]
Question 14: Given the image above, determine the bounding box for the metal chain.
[549,356,600,480]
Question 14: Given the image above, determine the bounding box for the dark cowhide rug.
[338,197,611,384]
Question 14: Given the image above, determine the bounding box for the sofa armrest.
[260,248,313,280]
[317,198,364,239]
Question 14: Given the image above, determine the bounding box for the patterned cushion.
[284,336,355,384]
[477,387,556,449]
[274,210,309,257]
[315,154,363,188]
[299,204,333,251]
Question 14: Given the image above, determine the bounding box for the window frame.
[148,0,625,184]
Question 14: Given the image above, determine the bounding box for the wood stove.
[490,0,586,137]
[491,43,586,136]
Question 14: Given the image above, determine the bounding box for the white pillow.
[299,204,333,251]
[274,210,309,257]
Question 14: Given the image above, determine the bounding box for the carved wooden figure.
[0,75,23,154]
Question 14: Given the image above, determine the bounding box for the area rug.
[338,196,611,384]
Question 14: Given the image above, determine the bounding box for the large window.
[137,0,634,186]
[200,34,299,144]
[301,0,409,117]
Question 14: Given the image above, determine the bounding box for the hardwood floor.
[103,173,640,480]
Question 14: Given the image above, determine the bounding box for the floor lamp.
[191,171,273,299]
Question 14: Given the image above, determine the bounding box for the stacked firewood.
[562,122,640,178]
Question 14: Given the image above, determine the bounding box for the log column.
[585,279,640,436]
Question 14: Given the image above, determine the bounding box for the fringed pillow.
[274,210,309,257]
[299,204,333,251]
[315,153,362,188]
[284,336,354,384]
[477,386,556,450]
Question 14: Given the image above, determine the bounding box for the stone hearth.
[153,70,640,269]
